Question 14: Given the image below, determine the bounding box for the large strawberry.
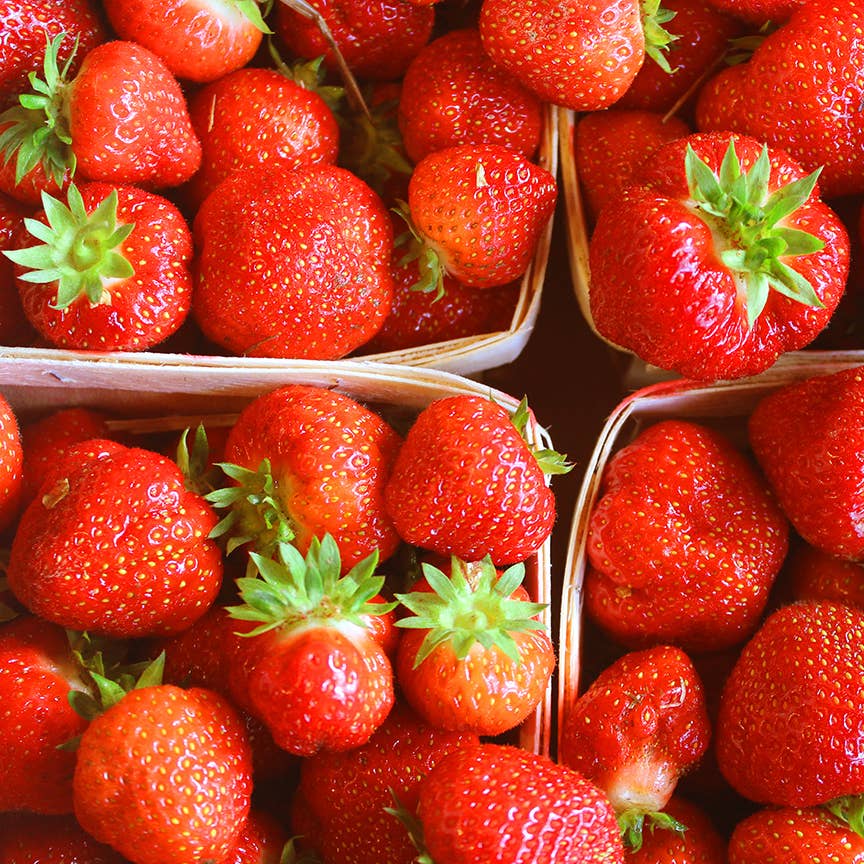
[385,395,569,565]
[716,600,864,806]
[748,365,864,561]
[192,162,394,359]
[695,0,864,198]
[585,419,788,651]
[588,132,849,380]
[6,182,193,351]
[0,390,23,533]
[7,438,223,638]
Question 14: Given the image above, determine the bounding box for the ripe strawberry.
[589,132,849,380]
[406,143,557,290]
[385,395,569,565]
[103,0,269,83]
[704,0,808,26]
[559,646,710,845]
[728,804,864,862]
[223,535,396,756]
[630,797,727,863]
[208,384,402,570]
[274,0,435,82]
[73,683,253,864]
[7,438,223,638]
[292,703,479,864]
[748,366,864,561]
[192,162,394,359]
[695,0,864,198]
[6,182,193,351]
[786,543,864,609]
[225,810,289,864]
[409,743,625,862]
[0,617,92,814]
[0,390,23,533]
[478,0,676,111]
[0,812,127,863]
[716,600,864,806]
[185,64,340,209]
[585,419,788,651]
[397,28,544,165]
[0,191,35,345]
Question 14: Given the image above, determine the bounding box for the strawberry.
[478,0,677,111]
[397,28,544,165]
[274,0,435,82]
[405,143,557,291]
[408,743,625,862]
[73,681,253,864]
[703,0,808,26]
[695,0,864,198]
[728,805,864,862]
[394,556,553,736]
[292,703,479,864]
[0,812,127,863]
[225,810,289,864]
[0,617,92,814]
[0,389,23,534]
[384,395,569,565]
[559,646,710,846]
[748,366,864,561]
[207,383,402,570]
[6,182,193,351]
[223,535,396,756]
[103,0,269,83]
[192,162,394,359]
[0,36,201,199]
[629,796,727,863]
[585,419,789,651]
[0,191,35,345]
[786,543,864,609]
[185,64,340,209]
[588,132,849,380]
[7,438,223,638]
[716,600,864,806]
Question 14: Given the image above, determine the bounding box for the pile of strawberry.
[567,362,864,861]
[0,0,559,359]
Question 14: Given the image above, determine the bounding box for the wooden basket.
[0,357,554,757]
[556,350,864,755]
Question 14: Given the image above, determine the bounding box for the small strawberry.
[0,389,23,533]
[0,812,127,863]
[225,810,290,864]
[585,419,788,651]
[0,191,36,345]
[384,395,570,565]
[629,797,727,863]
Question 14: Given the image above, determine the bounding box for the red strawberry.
[585,419,789,651]
[409,743,625,862]
[225,810,289,864]
[7,182,193,351]
[588,131,849,380]
[786,543,864,609]
[406,143,557,290]
[397,28,544,165]
[394,556,553,735]
[103,0,268,83]
[0,812,127,863]
[192,162,394,359]
[185,65,340,209]
[0,617,92,814]
[716,600,864,806]
[0,191,35,344]
[695,0,864,198]
[728,805,864,862]
[385,395,569,565]
[7,438,223,638]
[0,389,23,533]
[559,646,710,847]
[629,797,726,863]
[748,366,864,561]
[274,0,435,82]
[73,683,253,864]
[704,0,808,26]
[292,703,479,864]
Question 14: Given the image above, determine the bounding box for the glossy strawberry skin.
[585,420,789,651]
[0,617,90,815]
[786,543,864,608]
[749,366,864,561]
[73,685,253,864]
[0,812,127,863]
[385,394,556,565]
[716,601,864,806]
[224,810,288,864]
[193,163,394,359]
[7,439,223,638]
[695,0,864,198]
[0,390,23,533]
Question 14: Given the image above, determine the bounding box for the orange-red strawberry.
[630,797,726,863]
[7,438,223,638]
[0,812,127,863]
[585,419,788,651]
[0,389,23,533]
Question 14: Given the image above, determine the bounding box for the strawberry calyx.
[268,44,344,113]
[392,201,446,299]
[510,397,573,476]
[640,0,679,74]
[227,534,396,636]
[176,425,224,497]
[685,139,826,328]
[235,0,275,34]
[394,556,547,667]
[618,808,687,852]
[3,183,135,309]
[0,33,76,187]
[386,791,434,864]
[825,794,864,838]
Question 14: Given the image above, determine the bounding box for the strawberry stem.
[619,808,687,852]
